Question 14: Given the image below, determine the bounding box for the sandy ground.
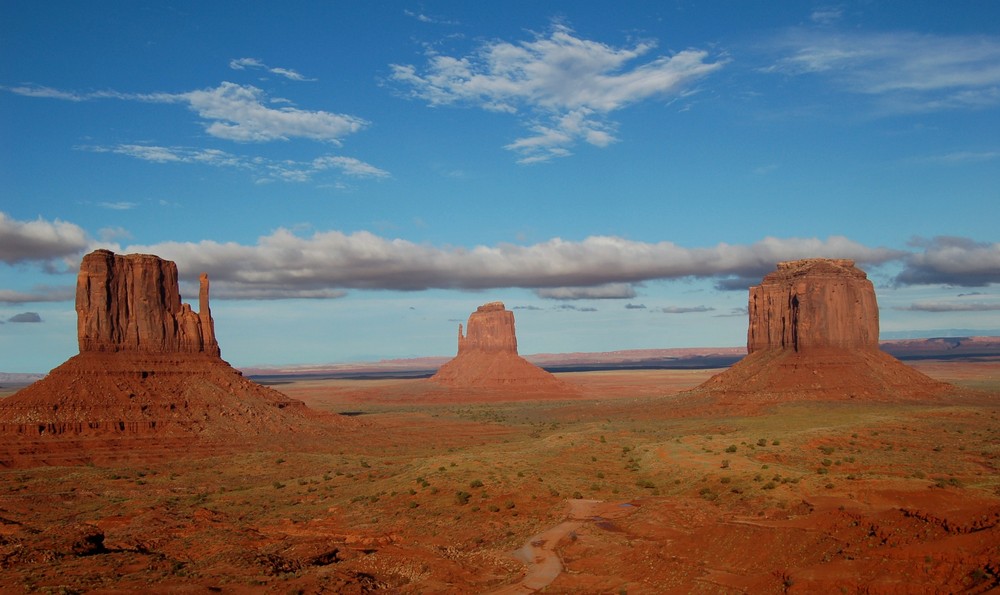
[0,361,997,593]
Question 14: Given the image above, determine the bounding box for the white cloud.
[4,84,128,101]
[175,82,367,142]
[914,150,1000,165]
[125,231,903,299]
[311,156,391,178]
[766,30,1000,112]
[896,237,1000,286]
[898,301,1000,312]
[0,286,75,304]
[659,305,714,314]
[78,144,388,182]
[0,212,89,265]
[810,8,843,26]
[97,201,138,210]
[8,81,368,144]
[229,58,315,81]
[392,24,725,162]
[536,283,637,300]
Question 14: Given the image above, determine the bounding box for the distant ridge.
[238,337,1000,381]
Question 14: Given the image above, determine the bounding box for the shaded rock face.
[76,249,219,355]
[690,259,953,404]
[431,302,572,392]
[747,259,879,353]
[457,301,518,355]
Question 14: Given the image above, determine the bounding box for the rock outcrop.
[76,249,219,355]
[691,259,953,403]
[457,302,518,355]
[0,250,344,460]
[431,302,573,394]
[747,258,879,353]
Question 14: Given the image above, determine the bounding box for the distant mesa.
[0,249,343,456]
[431,301,574,393]
[693,259,954,402]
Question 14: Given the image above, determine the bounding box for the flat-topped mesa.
[747,258,879,353]
[76,249,220,356]
[456,301,518,355]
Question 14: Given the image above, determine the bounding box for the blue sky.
[2,1,999,373]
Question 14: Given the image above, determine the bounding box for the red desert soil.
[1,362,997,593]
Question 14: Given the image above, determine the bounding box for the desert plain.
[1,356,998,594]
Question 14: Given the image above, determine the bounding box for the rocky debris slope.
[0,249,345,456]
[431,302,573,393]
[692,259,954,403]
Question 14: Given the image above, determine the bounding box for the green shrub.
[455,491,471,505]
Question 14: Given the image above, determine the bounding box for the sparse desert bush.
[757,438,767,447]
[725,445,738,453]
[455,491,471,505]
[469,479,484,488]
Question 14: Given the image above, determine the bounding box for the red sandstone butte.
[694,259,953,402]
[76,249,219,355]
[0,250,343,454]
[431,302,573,392]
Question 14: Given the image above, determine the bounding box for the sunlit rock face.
[76,249,219,356]
[456,301,518,355]
[0,250,345,444]
[431,302,572,393]
[747,259,879,353]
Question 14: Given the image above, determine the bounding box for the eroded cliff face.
[76,249,219,356]
[457,301,518,355]
[747,259,879,353]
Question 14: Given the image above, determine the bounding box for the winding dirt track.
[491,499,636,594]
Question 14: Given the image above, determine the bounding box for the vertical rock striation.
[76,249,220,356]
[747,259,879,353]
[457,301,518,355]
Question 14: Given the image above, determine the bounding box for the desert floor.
[1,361,998,593]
